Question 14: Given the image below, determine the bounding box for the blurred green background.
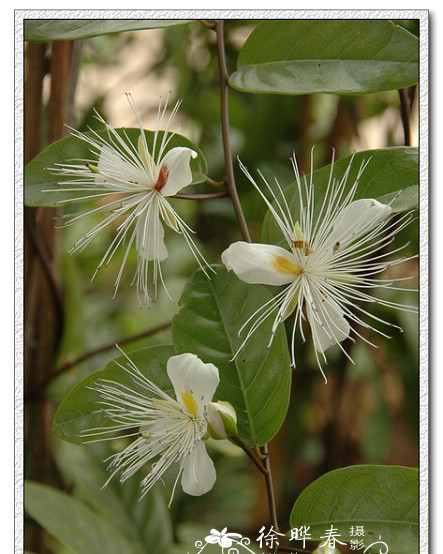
[25,19,419,554]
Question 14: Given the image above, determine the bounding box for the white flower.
[205,528,243,548]
[82,350,220,504]
[222,153,416,381]
[53,93,211,304]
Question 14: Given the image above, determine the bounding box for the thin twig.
[261,444,280,532]
[28,321,172,396]
[214,20,251,243]
[232,435,268,476]
[399,88,411,147]
[214,18,280,532]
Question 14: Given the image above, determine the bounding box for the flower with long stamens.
[221,152,416,382]
[82,350,222,504]
[53,93,211,304]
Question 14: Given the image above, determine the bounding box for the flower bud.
[205,401,238,440]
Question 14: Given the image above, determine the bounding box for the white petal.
[221,241,299,286]
[167,354,219,417]
[329,198,392,249]
[181,440,216,496]
[306,293,350,353]
[135,208,168,261]
[158,147,197,197]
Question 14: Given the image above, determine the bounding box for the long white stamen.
[228,152,417,381]
[51,94,211,305]
[81,349,215,502]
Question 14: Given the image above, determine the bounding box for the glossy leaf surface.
[289,465,418,554]
[25,481,139,554]
[230,20,418,95]
[172,266,291,447]
[53,345,175,444]
[25,19,189,42]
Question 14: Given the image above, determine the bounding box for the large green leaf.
[25,481,139,554]
[262,147,418,246]
[53,344,175,444]
[24,19,189,42]
[53,440,172,554]
[172,266,291,447]
[289,465,418,554]
[230,20,418,95]
[24,128,207,207]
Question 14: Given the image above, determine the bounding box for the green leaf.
[53,440,172,554]
[230,20,418,95]
[262,147,418,246]
[24,128,208,207]
[172,266,291,447]
[289,465,418,554]
[378,185,419,213]
[25,19,190,42]
[25,481,139,554]
[53,344,175,444]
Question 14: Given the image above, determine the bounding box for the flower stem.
[399,87,411,147]
[27,321,171,397]
[214,20,279,531]
[214,20,251,243]
[261,444,280,532]
[232,435,268,476]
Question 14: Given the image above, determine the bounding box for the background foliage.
[24,17,420,554]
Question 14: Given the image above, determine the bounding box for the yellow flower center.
[272,254,302,276]
[181,391,199,418]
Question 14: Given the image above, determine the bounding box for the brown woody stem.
[214,20,251,243]
[232,435,268,476]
